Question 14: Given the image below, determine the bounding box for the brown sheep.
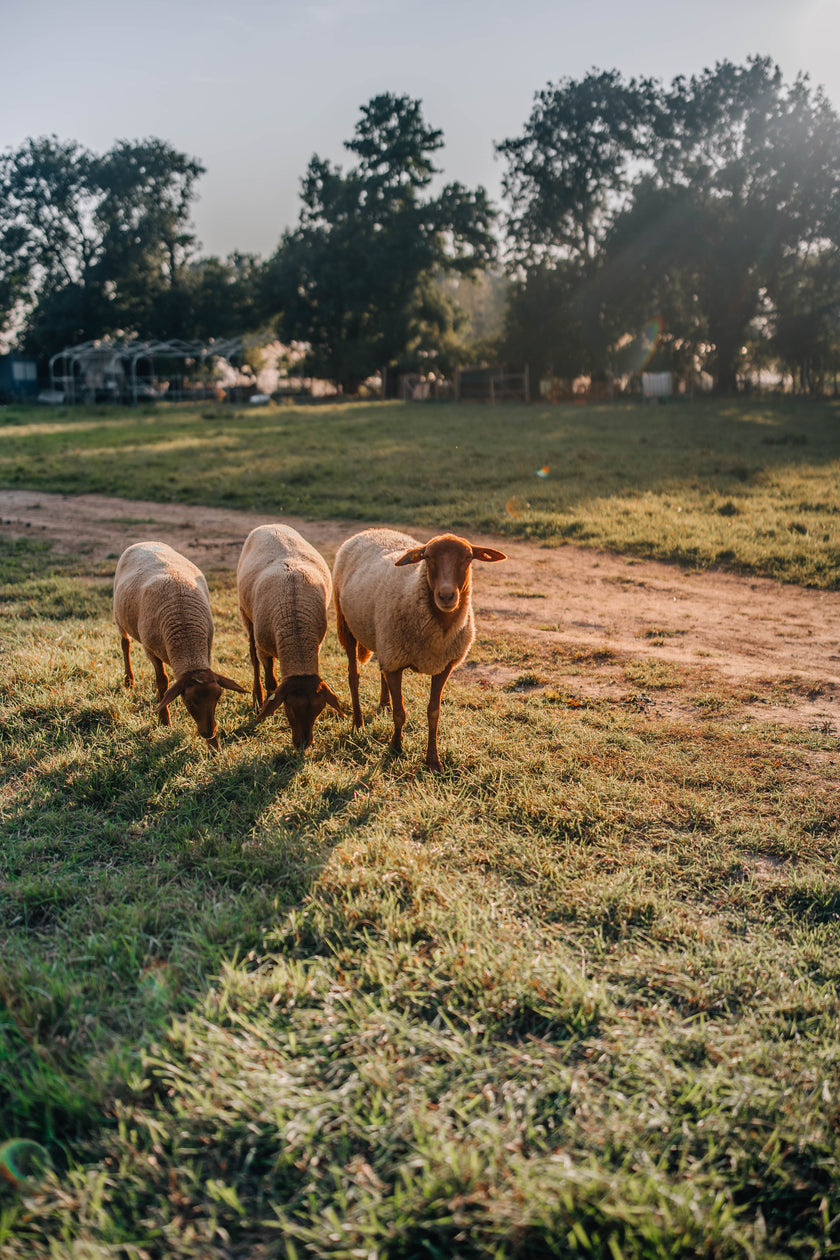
[236,524,344,750]
[333,529,506,771]
[114,541,246,750]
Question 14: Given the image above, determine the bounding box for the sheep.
[113,541,246,750]
[332,528,506,771]
[236,524,344,749]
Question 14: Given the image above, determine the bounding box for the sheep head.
[394,534,507,612]
[158,668,247,750]
[257,675,344,750]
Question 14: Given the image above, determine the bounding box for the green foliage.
[772,251,840,393]
[628,58,840,392]
[1,538,840,1255]
[0,135,205,355]
[180,251,267,340]
[503,260,594,380]
[265,94,497,391]
[498,58,840,391]
[497,68,663,270]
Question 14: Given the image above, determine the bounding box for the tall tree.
[496,70,661,379]
[265,94,496,392]
[497,69,662,271]
[498,58,840,391]
[771,255,840,393]
[181,252,267,341]
[0,135,205,355]
[643,57,840,391]
[0,137,102,346]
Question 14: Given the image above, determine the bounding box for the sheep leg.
[120,634,134,688]
[378,670,391,710]
[342,634,364,730]
[149,653,171,726]
[383,669,406,755]
[262,655,278,700]
[335,593,365,729]
[244,616,263,707]
[425,663,455,772]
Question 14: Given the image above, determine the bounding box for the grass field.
[1,398,840,1257]
[1,395,839,586]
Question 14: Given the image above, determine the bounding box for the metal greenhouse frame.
[48,336,264,404]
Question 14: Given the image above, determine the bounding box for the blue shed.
[0,355,39,402]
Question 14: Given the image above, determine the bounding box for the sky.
[4,0,839,262]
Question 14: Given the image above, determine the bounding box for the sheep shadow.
[1,698,388,1147]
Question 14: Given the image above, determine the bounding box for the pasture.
[1,397,839,1258]
[0,396,839,585]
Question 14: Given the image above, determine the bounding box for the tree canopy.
[3,61,838,395]
[263,93,497,392]
[497,57,840,391]
[0,136,206,355]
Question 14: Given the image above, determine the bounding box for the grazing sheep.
[236,524,344,749]
[332,528,506,771]
[114,541,246,750]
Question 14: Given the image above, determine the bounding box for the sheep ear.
[471,546,507,563]
[158,678,186,711]
[215,672,248,694]
[318,681,345,716]
[394,546,426,567]
[257,680,290,722]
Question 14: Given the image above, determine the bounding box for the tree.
[264,94,496,392]
[0,135,205,356]
[496,70,661,379]
[497,69,662,272]
[178,252,266,341]
[771,255,840,393]
[497,58,840,391]
[645,57,840,391]
[0,137,103,346]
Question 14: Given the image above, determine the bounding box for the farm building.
[0,354,39,402]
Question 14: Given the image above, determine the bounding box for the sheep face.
[395,534,507,613]
[158,668,247,750]
[257,675,344,750]
[182,675,224,746]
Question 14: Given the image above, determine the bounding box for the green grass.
[1,395,840,585]
[2,532,840,1257]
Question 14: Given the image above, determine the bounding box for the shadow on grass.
[0,692,387,1149]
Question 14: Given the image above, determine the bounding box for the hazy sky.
[4,0,838,260]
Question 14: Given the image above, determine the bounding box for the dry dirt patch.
[2,488,839,732]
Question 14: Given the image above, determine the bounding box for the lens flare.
[536,466,550,479]
[505,497,530,518]
[636,316,664,371]
[0,1140,50,1188]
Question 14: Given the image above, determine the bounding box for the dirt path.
[3,489,839,730]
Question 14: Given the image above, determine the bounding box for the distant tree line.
[2,57,839,395]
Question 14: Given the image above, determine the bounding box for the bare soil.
[3,488,839,732]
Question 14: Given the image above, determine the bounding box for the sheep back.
[113,541,214,671]
[333,528,475,676]
[236,525,332,678]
